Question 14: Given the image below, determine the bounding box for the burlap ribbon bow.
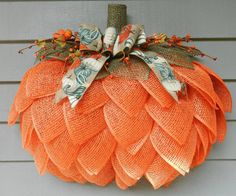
[55,24,182,108]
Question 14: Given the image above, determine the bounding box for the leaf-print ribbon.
[55,55,108,108]
[55,24,182,107]
[130,50,181,101]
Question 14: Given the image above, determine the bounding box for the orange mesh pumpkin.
[7,3,232,188]
[8,56,232,189]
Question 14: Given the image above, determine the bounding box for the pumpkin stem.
[107,4,127,33]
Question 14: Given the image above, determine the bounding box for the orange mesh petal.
[214,93,227,142]
[191,119,210,167]
[163,172,180,188]
[8,98,19,125]
[75,160,115,186]
[104,100,153,147]
[194,119,210,156]
[77,128,116,175]
[216,109,227,142]
[211,76,232,112]
[194,61,232,112]
[31,95,66,142]
[24,130,38,156]
[145,96,193,145]
[26,60,65,98]
[59,162,87,183]
[115,175,129,190]
[63,102,106,145]
[145,154,180,189]
[191,137,206,168]
[215,92,225,112]
[126,133,149,155]
[75,80,110,114]
[102,76,148,116]
[47,160,74,182]
[189,87,217,136]
[208,131,217,145]
[150,123,197,175]
[20,107,34,148]
[22,130,49,175]
[34,141,49,175]
[111,155,137,186]
[173,64,216,107]
[14,71,33,113]
[44,131,79,169]
[115,138,156,180]
[139,71,174,108]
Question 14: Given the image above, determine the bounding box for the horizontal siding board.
[1,84,18,122]
[1,83,235,122]
[0,161,236,196]
[0,0,236,40]
[0,43,35,81]
[0,122,235,161]
[195,41,236,80]
[0,125,32,161]
[207,121,236,159]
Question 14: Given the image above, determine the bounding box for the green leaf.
[55,40,66,48]
[36,39,46,48]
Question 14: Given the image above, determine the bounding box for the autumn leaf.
[36,39,46,48]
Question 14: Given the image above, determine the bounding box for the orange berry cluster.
[53,29,73,41]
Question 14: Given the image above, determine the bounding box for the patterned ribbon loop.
[55,24,182,108]
[102,27,117,54]
[55,55,108,108]
[78,24,103,52]
[113,24,144,57]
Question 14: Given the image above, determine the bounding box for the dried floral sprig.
[18,29,217,69]
[146,33,217,61]
[18,28,82,66]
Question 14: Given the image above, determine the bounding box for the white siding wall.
[0,1,235,195]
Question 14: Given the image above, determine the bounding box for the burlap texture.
[107,4,127,33]
[8,58,232,189]
[108,56,151,80]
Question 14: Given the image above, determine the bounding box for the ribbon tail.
[161,80,181,101]
[130,50,181,101]
[55,55,108,108]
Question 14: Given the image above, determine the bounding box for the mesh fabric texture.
[8,59,232,189]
